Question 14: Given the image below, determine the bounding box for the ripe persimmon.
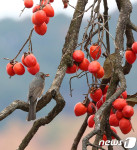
[109,114,119,127]
[90,88,102,102]
[93,66,104,79]
[43,4,54,17]
[24,0,33,8]
[34,22,47,35]
[32,10,47,25]
[6,63,15,76]
[27,63,40,75]
[24,54,37,67]
[88,61,101,73]
[74,102,87,116]
[73,50,84,63]
[66,64,79,74]
[132,42,137,53]
[113,98,127,110]
[90,44,101,60]
[122,105,134,118]
[13,62,25,75]
[87,115,95,128]
[125,50,136,64]
[79,58,90,71]
[119,118,132,134]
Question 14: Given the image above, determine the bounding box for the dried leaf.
[126,97,137,107]
[127,92,137,98]
[103,53,116,79]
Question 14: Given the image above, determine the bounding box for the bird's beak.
[44,74,50,77]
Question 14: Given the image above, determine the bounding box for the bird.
[27,72,50,121]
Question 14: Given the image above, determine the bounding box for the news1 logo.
[99,137,136,148]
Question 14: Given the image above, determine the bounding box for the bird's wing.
[30,86,44,98]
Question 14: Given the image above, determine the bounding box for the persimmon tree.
[1,0,137,150]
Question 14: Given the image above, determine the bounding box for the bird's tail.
[27,100,37,121]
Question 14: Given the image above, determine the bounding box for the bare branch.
[17,92,65,150]
[82,129,99,150]
[127,20,137,32]
[103,0,110,54]
[0,100,28,121]
[111,131,129,150]
[87,143,105,150]
[80,0,97,50]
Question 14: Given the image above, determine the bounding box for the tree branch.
[127,20,137,32]
[111,131,129,150]
[17,92,65,150]
[0,100,28,121]
[103,0,110,55]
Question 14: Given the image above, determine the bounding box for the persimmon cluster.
[24,0,55,35]
[68,41,135,143]
[6,0,55,77]
[74,84,134,144]
[6,53,40,76]
[74,86,119,142]
[110,98,134,135]
[66,44,104,79]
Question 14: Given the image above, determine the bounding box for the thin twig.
[19,7,25,17]
[69,71,84,97]
[13,28,34,60]
[72,3,96,21]
[103,0,110,54]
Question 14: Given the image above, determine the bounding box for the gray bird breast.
[28,77,45,103]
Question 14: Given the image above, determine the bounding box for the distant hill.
[0,2,137,119]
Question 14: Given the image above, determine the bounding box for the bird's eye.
[41,74,45,79]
